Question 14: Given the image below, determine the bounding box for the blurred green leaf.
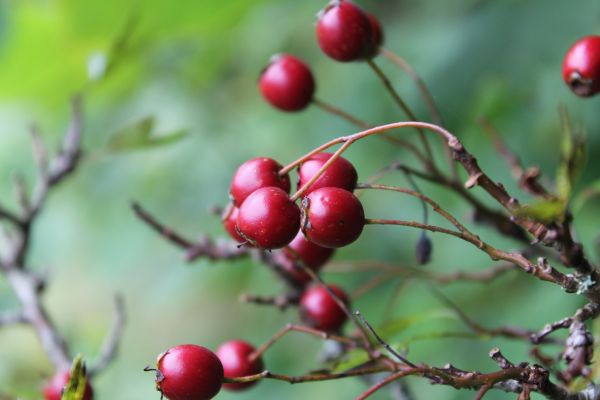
[61,355,87,400]
[377,310,457,340]
[556,109,587,202]
[107,116,187,152]
[514,199,566,224]
[572,179,600,213]
[330,348,371,374]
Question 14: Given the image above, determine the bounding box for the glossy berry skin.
[301,187,364,248]
[299,284,349,332]
[230,157,290,207]
[216,340,264,391]
[154,344,224,400]
[259,54,315,112]
[316,0,372,62]
[275,230,335,284]
[237,186,301,249]
[43,370,93,400]
[297,152,358,195]
[222,203,244,243]
[562,35,600,97]
[365,13,384,58]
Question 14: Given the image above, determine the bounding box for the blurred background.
[0,0,599,398]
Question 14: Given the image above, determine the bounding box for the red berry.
[299,284,349,332]
[316,0,373,62]
[365,13,384,58]
[216,340,264,391]
[222,203,244,243]
[259,54,315,112]
[275,230,334,285]
[562,35,600,97]
[43,370,93,400]
[153,344,224,400]
[297,152,358,195]
[237,187,301,249]
[230,157,291,207]
[301,187,364,248]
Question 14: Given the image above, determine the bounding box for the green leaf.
[61,355,88,400]
[572,179,600,213]
[330,348,371,373]
[556,108,587,201]
[514,199,567,224]
[377,309,458,340]
[107,116,188,152]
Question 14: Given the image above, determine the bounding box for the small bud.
[415,232,432,265]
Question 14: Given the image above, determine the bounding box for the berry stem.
[365,58,437,173]
[312,97,425,157]
[284,120,456,201]
[222,365,392,385]
[356,183,468,233]
[248,323,358,363]
[312,97,371,129]
[379,47,443,127]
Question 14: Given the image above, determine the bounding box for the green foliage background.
[0,0,599,398]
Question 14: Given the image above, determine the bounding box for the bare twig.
[88,294,126,377]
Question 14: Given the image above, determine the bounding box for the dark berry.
[301,187,364,248]
[43,370,93,400]
[316,0,372,62]
[297,152,357,195]
[222,203,244,243]
[299,284,349,332]
[365,13,384,58]
[216,340,264,391]
[562,35,600,97]
[152,344,224,400]
[259,54,315,112]
[237,187,301,249]
[230,157,291,207]
[275,230,335,284]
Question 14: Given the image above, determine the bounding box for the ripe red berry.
[297,152,358,195]
[151,344,224,400]
[365,13,384,58]
[316,0,373,62]
[275,230,334,284]
[230,157,291,207]
[216,340,264,391]
[222,203,244,243]
[43,370,93,400]
[301,187,364,248]
[562,35,600,97]
[259,54,316,112]
[237,186,301,249]
[299,284,349,332]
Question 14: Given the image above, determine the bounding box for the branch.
[0,311,27,327]
[88,294,126,377]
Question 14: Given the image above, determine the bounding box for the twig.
[88,294,126,377]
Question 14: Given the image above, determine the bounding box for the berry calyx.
[237,186,301,249]
[562,35,600,97]
[222,203,244,243]
[216,340,264,391]
[297,152,358,195]
[275,230,335,285]
[43,370,93,400]
[230,157,291,207]
[316,0,373,62]
[301,187,365,248]
[365,13,384,58]
[299,284,349,332]
[259,54,316,112]
[150,344,224,400]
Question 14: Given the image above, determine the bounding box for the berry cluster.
[144,1,600,399]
